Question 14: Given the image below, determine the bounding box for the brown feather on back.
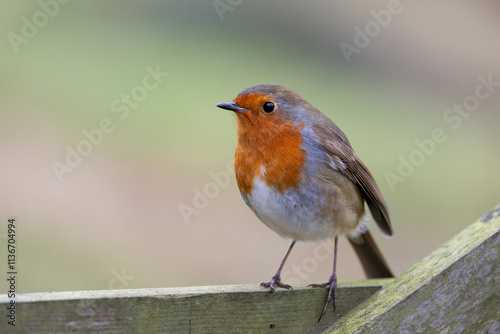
[313,121,394,237]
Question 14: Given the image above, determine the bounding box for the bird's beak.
[216,101,246,113]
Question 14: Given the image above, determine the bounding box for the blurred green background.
[1,1,499,293]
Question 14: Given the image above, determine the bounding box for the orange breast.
[234,112,307,195]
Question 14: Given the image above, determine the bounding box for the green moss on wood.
[0,281,389,333]
[325,204,500,334]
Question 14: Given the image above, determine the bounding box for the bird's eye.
[262,102,275,113]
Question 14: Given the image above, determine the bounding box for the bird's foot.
[308,273,336,288]
[309,274,337,322]
[260,274,293,293]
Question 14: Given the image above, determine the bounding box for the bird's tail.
[347,230,394,278]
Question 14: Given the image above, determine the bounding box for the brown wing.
[314,121,394,237]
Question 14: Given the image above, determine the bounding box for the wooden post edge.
[0,279,391,333]
[325,204,500,334]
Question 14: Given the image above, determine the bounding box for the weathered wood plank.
[324,204,500,334]
[0,280,390,333]
[2,205,499,333]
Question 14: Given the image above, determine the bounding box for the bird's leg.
[308,236,338,322]
[260,240,296,292]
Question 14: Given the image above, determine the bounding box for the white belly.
[242,177,361,241]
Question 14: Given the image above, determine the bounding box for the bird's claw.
[308,273,336,289]
[260,275,293,293]
[309,274,337,322]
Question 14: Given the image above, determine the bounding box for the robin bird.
[217,84,394,322]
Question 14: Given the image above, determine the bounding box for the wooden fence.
[1,204,499,333]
